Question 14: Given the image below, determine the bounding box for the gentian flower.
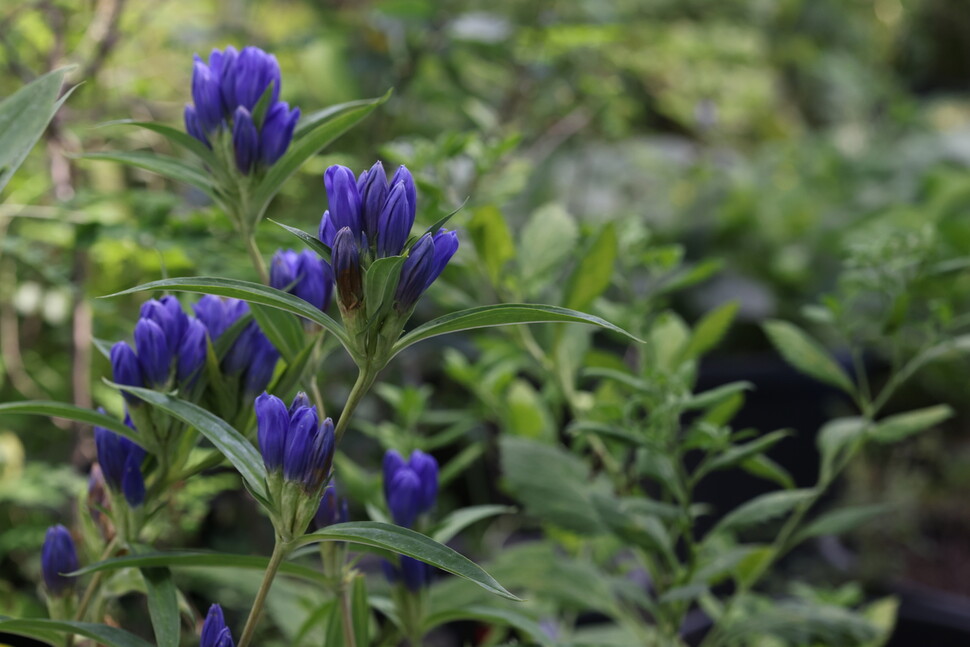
[201,604,235,647]
[41,525,80,596]
[184,46,299,174]
[315,483,349,528]
[270,249,334,312]
[256,392,335,492]
[382,449,438,528]
[195,296,280,398]
[94,411,146,507]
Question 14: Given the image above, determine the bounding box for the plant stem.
[338,581,358,647]
[73,538,118,622]
[334,367,377,445]
[245,232,269,284]
[237,538,290,647]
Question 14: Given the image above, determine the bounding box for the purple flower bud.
[289,392,311,416]
[332,227,364,311]
[201,604,234,647]
[184,104,209,146]
[222,321,257,374]
[212,46,240,112]
[377,182,413,257]
[94,412,146,502]
[400,556,431,591]
[270,249,299,292]
[111,341,144,401]
[260,101,300,166]
[87,463,109,525]
[283,406,318,483]
[191,60,224,133]
[315,483,349,528]
[135,318,172,387]
[232,107,259,174]
[324,165,362,239]
[140,297,188,355]
[256,392,288,472]
[394,234,435,312]
[232,46,281,111]
[389,166,417,223]
[318,211,337,247]
[177,318,208,385]
[426,229,459,289]
[409,450,439,513]
[41,525,79,596]
[270,249,333,312]
[242,331,280,396]
[358,161,388,243]
[382,449,407,497]
[121,451,146,507]
[303,417,335,491]
[386,467,422,528]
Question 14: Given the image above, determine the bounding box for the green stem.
[334,367,377,445]
[245,232,269,284]
[237,538,291,647]
[338,582,358,647]
[73,538,118,622]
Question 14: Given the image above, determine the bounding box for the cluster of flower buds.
[94,411,146,508]
[314,482,349,528]
[201,604,235,647]
[382,449,439,591]
[41,525,79,597]
[319,162,459,317]
[270,249,334,313]
[256,392,336,539]
[185,46,300,174]
[111,297,207,398]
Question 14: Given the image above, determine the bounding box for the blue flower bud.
[389,166,417,224]
[426,229,460,289]
[382,449,407,491]
[177,318,208,385]
[303,417,335,491]
[194,296,249,342]
[231,46,281,112]
[222,321,257,374]
[394,234,435,312]
[201,604,234,647]
[289,392,311,415]
[184,104,208,146]
[315,483,349,528]
[270,249,299,291]
[111,341,144,400]
[324,165,362,239]
[332,227,364,311]
[242,331,280,396]
[409,450,439,513]
[140,297,188,355]
[191,60,224,133]
[135,318,172,387]
[357,161,388,243]
[211,46,239,112]
[232,107,259,174]
[318,211,337,247]
[260,101,300,166]
[256,392,288,472]
[121,452,146,507]
[400,556,430,591]
[386,466,422,528]
[283,406,318,483]
[377,182,413,257]
[95,413,146,506]
[41,525,79,596]
[270,249,333,312]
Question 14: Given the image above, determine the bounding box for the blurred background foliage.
[3,0,970,639]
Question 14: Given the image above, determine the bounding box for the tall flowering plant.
[0,44,639,647]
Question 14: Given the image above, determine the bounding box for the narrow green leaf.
[0,618,153,647]
[250,303,307,363]
[0,401,141,446]
[392,303,643,358]
[567,421,644,446]
[142,568,180,647]
[432,505,514,544]
[794,504,890,544]
[252,91,391,214]
[79,151,216,197]
[109,385,267,499]
[72,550,327,584]
[297,521,520,601]
[564,222,616,311]
[105,276,350,352]
[682,301,738,359]
[684,381,754,411]
[424,198,468,237]
[350,575,370,647]
[817,417,868,482]
[741,454,796,490]
[763,320,855,394]
[294,96,389,139]
[363,255,406,322]
[468,205,515,286]
[518,203,578,294]
[702,429,792,476]
[422,605,552,646]
[96,120,217,165]
[710,489,816,537]
[269,219,332,262]
[870,405,953,444]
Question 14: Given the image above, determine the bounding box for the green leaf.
[392,303,642,358]
[294,96,390,139]
[0,401,142,446]
[297,521,520,601]
[422,605,552,647]
[682,301,738,360]
[106,276,350,352]
[709,489,816,537]
[109,385,267,500]
[96,120,217,166]
[79,151,216,197]
[0,618,154,647]
[250,303,307,363]
[684,381,754,411]
[568,421,643,445]
[794,504,890,544]
[0,67,73,194]
[720,601,879,645]
[350,575,370,647]
[72,550,327,583]
[363,255,406,322]
[142,568,179,647]
[870,405,953,444]
[817,417,868,482]
[269,219,332,262]
[518,203,578,295]
[251,91,391,216]
[432,505,514,544]
[423,198,468,237]
[763,320,855,394]
[700,429,792,477]
[468,205,516,286]
[564,222,616,311]
[741,454,796,490]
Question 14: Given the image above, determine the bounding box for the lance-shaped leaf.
[269,219,332,262]
[72,550,327,584]
[422,605,552,646]
[297,521,520,601]
[0,401,142,446]
[79,151,217,198]
[391,303,643,358]
[95,120,217,166]
[142,568,179,647]
[763,320,854,394]
[0,618,153,647]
